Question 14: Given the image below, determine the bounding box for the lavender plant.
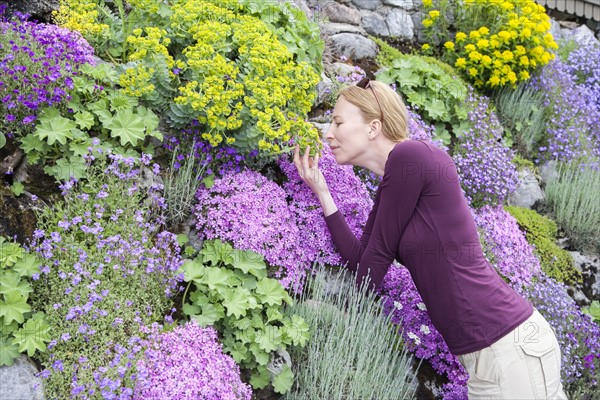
[0,10,95,146]
[284,266,418,399]
[28,147,183,398]
[545,161,600,255]
[134,321,252,399]
[452,88,519,207]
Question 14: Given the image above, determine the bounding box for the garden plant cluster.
[1,0,599,399]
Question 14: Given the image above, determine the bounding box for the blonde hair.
[338,80,409,142]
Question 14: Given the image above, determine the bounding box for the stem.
[181,279,193,311]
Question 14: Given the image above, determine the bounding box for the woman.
[293,78,567,399]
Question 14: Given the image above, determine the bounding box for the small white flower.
[417,302,427,311]
[394,301,403,311]
[420,325,431,335]
[407,332,421,346]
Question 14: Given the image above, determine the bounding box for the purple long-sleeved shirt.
[324,139,533,355]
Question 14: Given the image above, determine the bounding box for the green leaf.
[234,249,267,278]
[181,259,205,282]
[249,365,271,389]
[0,133,6,149]
[19,134,50,157]
[44,156,87,181]
[34,108,76,146]
[228,340,250,364]
[272,364,294,394]
[0,272,32,297]
[191,302,225,326]
[255,278,292,306]
[11,313,51,357]
[201,239,235,266]
[257,325,281,353]
[222,288,251,319]
[176,234,189,247]
[0,337,19,366]
[266,308,283,323]
[202,174,215,189]
[74,111,96,130]
[423,98,448,120]
[203,267,233,291]
[9,182,24,196]
[249,342,269,365]
[284,315,310,347]
[0,241,23,268]
[137,106,162,140]
[106,110,146,147]
[182,303,200,316]
[0,291,31,325]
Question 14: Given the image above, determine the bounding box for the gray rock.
[573,24,599,47]
[387,9,415,40]
[0,355,44,400]
[321,1,361,25]
[331,62,360,77]
[330,33,379,60]
[539,160,559,185]
[322,22,367,35]
[267,348,292,377]
[550,19,563,41]
[0,0,59,21]
[569,250,600,302]
[508,168,545,209]
[310,122,332,139]
[361,10,390,36]
[351,0,382,11]
[383,0,414,10]
[316,71,335,107]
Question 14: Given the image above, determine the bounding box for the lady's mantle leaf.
[106,110,146,146]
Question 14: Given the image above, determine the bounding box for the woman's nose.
[325,123,334,141]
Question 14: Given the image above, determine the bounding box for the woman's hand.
[294,144,328,196]
[294,144,338,217]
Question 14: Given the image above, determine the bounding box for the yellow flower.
[469,67,478,77]
[519,70,530,81]
[422,43,431,51]
[469,51,482,62]
[469,30,481,40]
[481,55,492,66]
[455,58,467,68]
[465,44,476,52]
[521,28,531,39]
[502,50,514,62]
[422,19,434,28]
[429,10,440,19]
[423,0,433,6]
[501,2,514,11]
[490,38,501,48]
[508,19,519,29]
[519,56,529,66]
[488,75,501,86]
[498,31,511,42]
[455,32,467,42]
[477,39,489,49]
[478,26,490,36]
[444,41,455,50]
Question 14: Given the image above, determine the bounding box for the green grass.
[283,267,418,400]
[545,160,600,256]
[162,144,205,227]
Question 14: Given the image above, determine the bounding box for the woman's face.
[325,95,372,166]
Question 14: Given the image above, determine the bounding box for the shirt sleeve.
[325,142,428,291]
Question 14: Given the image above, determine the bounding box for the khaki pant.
[457,309,568,399]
